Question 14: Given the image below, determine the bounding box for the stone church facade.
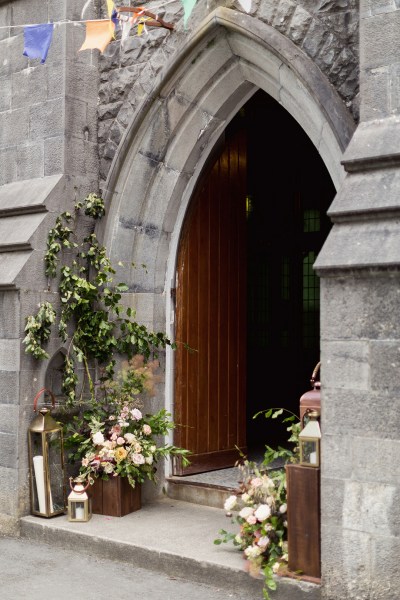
[0,1,399,598]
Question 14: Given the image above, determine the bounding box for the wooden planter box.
[90,477,141,517]
[286,464,321,579]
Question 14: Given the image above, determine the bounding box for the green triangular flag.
[181,0,197,27]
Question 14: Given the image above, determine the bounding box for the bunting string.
[0,0,252,62]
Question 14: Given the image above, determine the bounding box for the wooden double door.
[173,91,334,475]
[173,129,247,474]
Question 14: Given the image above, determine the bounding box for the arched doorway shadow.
[173,91,335,474]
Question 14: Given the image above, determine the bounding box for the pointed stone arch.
[101,7,354,304]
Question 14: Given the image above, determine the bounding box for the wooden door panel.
[174,130,247,475]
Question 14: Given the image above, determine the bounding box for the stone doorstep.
[20,497,321,600]
[165,476,237,509]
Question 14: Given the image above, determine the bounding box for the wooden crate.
[286,464,320,579]
[90,477,141,517]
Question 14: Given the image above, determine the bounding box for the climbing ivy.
[24,193,172,406]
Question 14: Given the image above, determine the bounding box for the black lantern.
[28,388,66,517]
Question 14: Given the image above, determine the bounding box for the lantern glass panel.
[70,501,85,520]
[301,440,318,466]
[47,431,65,512]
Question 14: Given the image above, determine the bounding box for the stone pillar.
[315,2,400,598]
[0,0,99,533]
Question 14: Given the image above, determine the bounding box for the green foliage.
[23,193,172,406]
[23,302,56,359]
[254,408,301,467]
[214,409,301,600]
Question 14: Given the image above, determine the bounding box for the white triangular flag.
[238,0,251,12]
[121,17,133,48]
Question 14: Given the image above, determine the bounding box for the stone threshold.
[20,497,320,599]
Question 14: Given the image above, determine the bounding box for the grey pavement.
[0,536,246,600]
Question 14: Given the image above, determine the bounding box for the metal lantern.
[299,410,321,468]
[68,477,92,522]
[299,362,321,429]
[28,388,66,517]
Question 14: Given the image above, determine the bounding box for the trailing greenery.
[23,302,57,359]
[214,409,301,600]
[23,193,172,406]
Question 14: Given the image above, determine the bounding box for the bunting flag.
[181,0,197,27]
[238,0,251,12]
[121,16,134,48]
[106,0,115,18]
[79,20,115,53]
[23,23,54,64]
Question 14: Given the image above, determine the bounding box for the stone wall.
[316,1,400,598]
[0,0,99,533]
[97,0,359,190]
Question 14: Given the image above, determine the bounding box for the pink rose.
[246,515,257,525]
[143,424,152,435]
[117,437,125,445]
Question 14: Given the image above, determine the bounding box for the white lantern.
[299,410,321,468]
[68,477,92,522]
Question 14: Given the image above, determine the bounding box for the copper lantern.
[68,477,92,522]
[299,362,321,429]
[28,388,66,517]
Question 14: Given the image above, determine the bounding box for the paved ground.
[0,537,248,600]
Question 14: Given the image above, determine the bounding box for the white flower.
[150,445,156,453]
[131,408,142,420]
[124,433,135,444]
[257,536,270,548]
[244,545,262,559]
[145,455,153,465]
[241,493,250,503]
[279,503,287,514]
[224,495,237,512]
[272,562,280,574]
[266,496,275,506]
[234,534,242,544]
[239,506,254,519]
[131,453,145,465]
[254,504,271,522]
[92,431,105,445]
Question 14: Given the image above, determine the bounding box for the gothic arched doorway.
[173,90,335,475]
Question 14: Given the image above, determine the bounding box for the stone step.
[166,476,236,509]
[19,497,320,600]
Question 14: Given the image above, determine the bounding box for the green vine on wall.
[24,193,172,406]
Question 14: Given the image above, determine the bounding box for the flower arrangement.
[215,409,300,599]
[64,356,190,488]
[215,460,288,598]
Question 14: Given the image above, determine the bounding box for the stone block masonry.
[97,0,359,190]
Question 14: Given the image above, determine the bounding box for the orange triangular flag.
[79,20,115,53]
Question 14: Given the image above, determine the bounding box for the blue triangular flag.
[111,8,120,30]
[23,23,54,64]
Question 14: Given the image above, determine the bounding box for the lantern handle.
[310,362,321,387]
[69,477,91,493]
[33,388,56,412]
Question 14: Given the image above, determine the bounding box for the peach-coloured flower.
[115,447,128,462]
[142,424,152,435]
[246,515,257,525]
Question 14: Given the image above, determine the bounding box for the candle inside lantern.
[309,451,317,465]
[33,455,46,513]
[33,455,54,513]
[75,503,85,520]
